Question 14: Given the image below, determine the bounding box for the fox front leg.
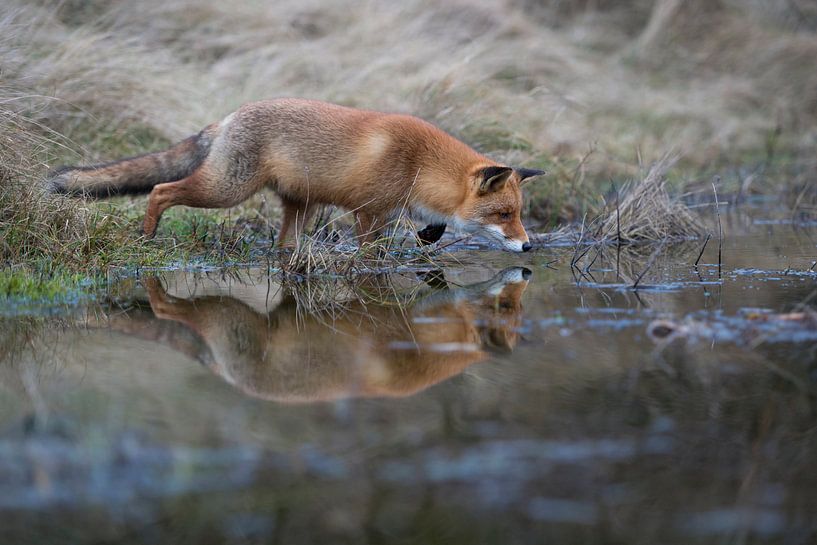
[417,224,446,245]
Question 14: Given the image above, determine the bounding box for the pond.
[1,208,816,544]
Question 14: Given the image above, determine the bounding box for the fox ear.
[478,166,514,195]
[515,167,546,185]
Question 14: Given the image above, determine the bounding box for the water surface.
[1,211,816,544]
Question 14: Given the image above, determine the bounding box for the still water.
[1,212,816,544]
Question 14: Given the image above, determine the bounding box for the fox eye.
[499,212,512,221]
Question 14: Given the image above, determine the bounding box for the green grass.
[0,170,268,302]
[0,268,88,300]
[0,267,94,313]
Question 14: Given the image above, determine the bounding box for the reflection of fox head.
[141,267,531,402]
[474,267,531,350]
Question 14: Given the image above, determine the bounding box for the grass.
[1,0,816,300]
[600,157,702,243]
[0,268,89,302]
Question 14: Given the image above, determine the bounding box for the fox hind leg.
[143,179,191,238]
[142,165,264,238]
[143,276,190,319]
[143,176,220,238]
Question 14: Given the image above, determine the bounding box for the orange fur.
[51,99,545,251]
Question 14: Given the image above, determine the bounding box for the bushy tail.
[46,128,214,198]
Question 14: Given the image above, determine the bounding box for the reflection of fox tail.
[46,128,215,198]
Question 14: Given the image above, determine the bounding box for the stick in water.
[694,233,712,268]
[712,178,723,279]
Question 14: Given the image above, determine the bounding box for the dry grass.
[0,104,259,294]
[531,158,702,252]
[0,103,119,271]
[5,0,817,175]
[279,207,453,276]
[600,157,702,243]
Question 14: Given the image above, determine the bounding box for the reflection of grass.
[3,252,817,542]
[0,268,88,302]
[1,349,814,543]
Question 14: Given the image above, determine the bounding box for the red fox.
[48,99,544,251]
[120,267,531,401]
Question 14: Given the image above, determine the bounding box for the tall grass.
[6,0,817,175]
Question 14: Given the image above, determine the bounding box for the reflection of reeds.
[0,318,46,367]
[282,271,440,337]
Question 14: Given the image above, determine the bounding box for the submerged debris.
[647,310,817,346]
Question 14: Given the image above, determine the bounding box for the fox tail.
[46,128,214,198]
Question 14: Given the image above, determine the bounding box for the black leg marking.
[416,224,446,245]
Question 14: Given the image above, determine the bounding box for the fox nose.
[521,242,532,252]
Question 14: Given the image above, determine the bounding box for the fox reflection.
[136,267,530,402]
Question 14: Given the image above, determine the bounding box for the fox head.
[456,165,545,252]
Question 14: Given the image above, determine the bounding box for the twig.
[613,182,622,281]
[434,236,468,253]
[584,246,601,273]
[571,213,587,270]
[572,213,605,270]
[712,178,723,279]
[693,233,711,268]
[574,241,595,265]
[614,181,621,245]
